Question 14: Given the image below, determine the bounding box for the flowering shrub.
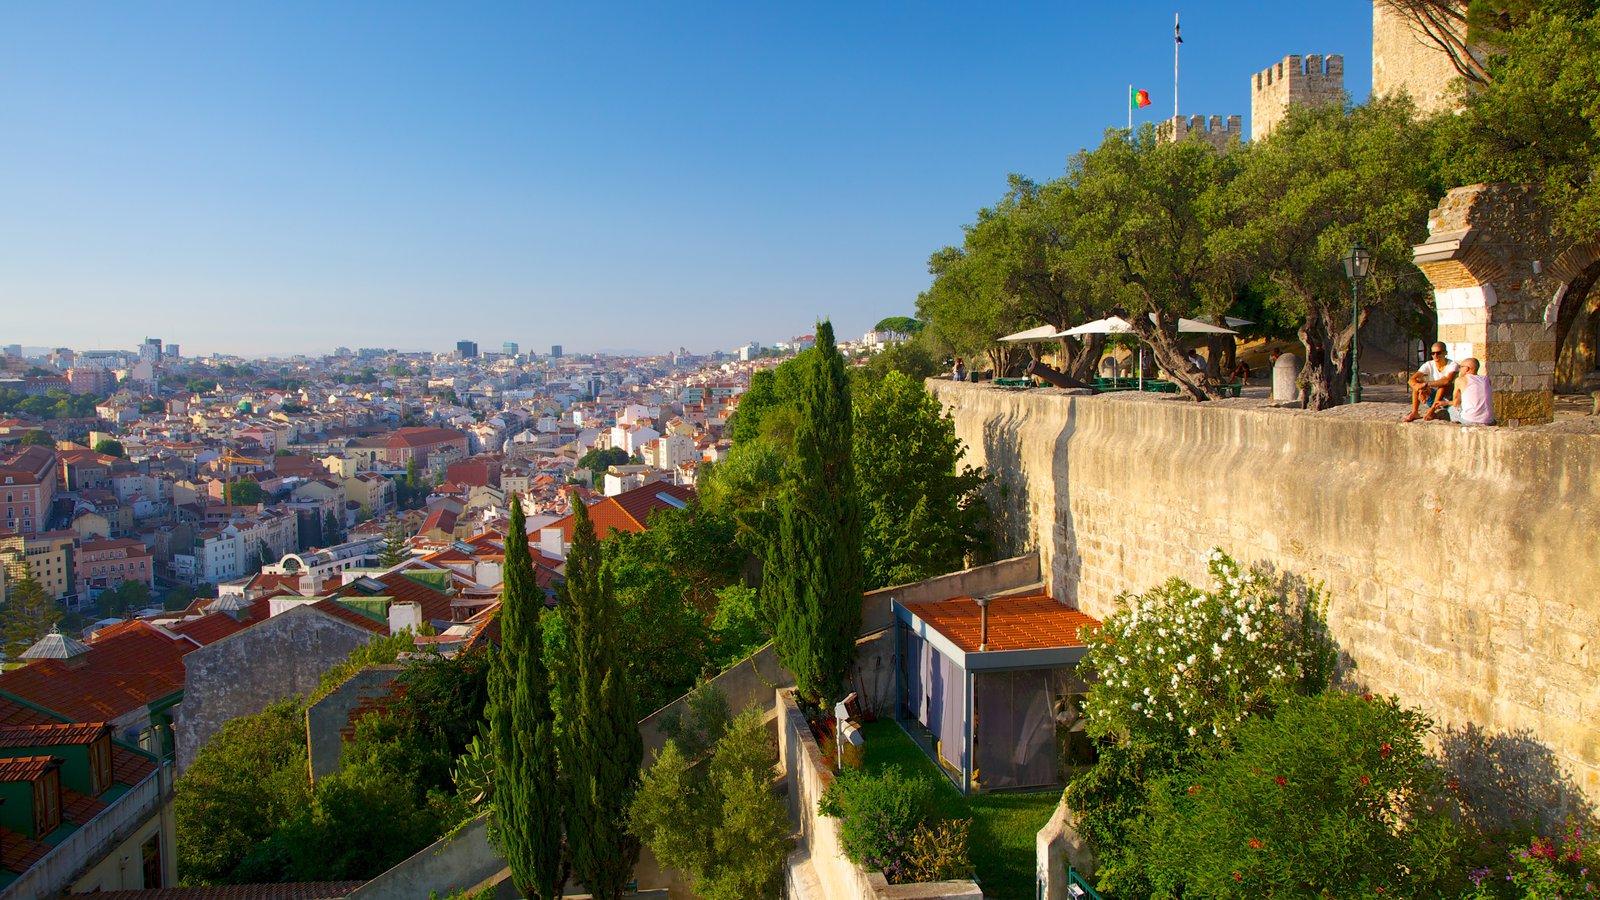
[1466,820,1600,899]
[1080,549,1332,752]
[902,817,975,883]
[1066,549,1336,895]
[1140,692,1469,897]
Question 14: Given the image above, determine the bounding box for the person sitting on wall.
[1403,342,1459,422]
[1230,360,1251,383]
[951,357,967,382]
[1445,357,1495,425]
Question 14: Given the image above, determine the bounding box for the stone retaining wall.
[934,380,1600,817]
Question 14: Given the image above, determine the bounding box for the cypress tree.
[763,320,864,705]
[487,500,564,899]
[559,495,642,899]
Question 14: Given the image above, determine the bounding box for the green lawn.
[859,719,1061,900]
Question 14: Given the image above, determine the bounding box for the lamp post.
[1341,243,1373,405]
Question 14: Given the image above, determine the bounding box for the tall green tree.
[1067,126,1242,400]
[322,510,344,546]
[853,371,989,589]
[19,430,53,447]
[487,500,564,899]
[1212,98,1437,409]
[1,576,62,658]
[558,496,641,899]
[377,524,408,568]
[226,480,263,506]
[93,438,125,458]
[761,320,864,705]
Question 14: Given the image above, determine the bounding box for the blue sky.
[0,2,1372,357]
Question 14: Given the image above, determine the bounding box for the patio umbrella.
[996,324,1063,343]
[1058,316,1238,386]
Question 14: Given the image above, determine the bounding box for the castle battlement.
[1250,53,1345,141]
[1156,114,1244,153]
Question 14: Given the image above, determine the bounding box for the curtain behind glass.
[973,667,1072,790]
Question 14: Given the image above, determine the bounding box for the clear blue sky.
[0,2,1372,357]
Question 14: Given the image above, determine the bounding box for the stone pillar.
[1272,353,1300,402]
[1412,184,1567,426]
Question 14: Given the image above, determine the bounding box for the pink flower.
[1379,742,1392,759]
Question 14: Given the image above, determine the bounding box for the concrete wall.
[779,691,982,900]
[933,380,1600,820]
[1035,794,1095,900]
[345,814,503,900]
[638,554,1040,760]
[306,664,404,783]
[175,606,376,771]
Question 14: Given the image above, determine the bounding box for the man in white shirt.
[1403,343,1459,422]
[1447,358,1495,425]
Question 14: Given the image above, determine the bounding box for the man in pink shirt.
[1448,357,1495,425]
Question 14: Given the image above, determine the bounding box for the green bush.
[817,765,941,882]
[1138,692,1469,898]
[1466,820,1600,899]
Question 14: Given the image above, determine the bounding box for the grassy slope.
[859,719,1061,900]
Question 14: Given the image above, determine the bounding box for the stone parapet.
[933,381,1600,821]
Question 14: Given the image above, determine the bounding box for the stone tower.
[1249,53,1345,141]
[1372,0,1483,116]
[1156,115,1244,153]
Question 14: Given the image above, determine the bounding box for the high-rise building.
[502,342,519,358]
[456,340,479,359]
[139,338,162,365]
[5,345,23,358]
[550,344,563,359]
[164,344,180,360]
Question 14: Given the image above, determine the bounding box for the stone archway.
[1552,254,1600,392]
[1413,183,1600,426]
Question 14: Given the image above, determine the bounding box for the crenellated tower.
[1250,53,1345,141]
[1156,114,1244,153]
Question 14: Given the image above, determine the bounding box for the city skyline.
[0,2,1372,356]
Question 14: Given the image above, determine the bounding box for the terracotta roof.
[546,482,694,542]
[91,884,365,899]
[306,599,388,634]
[0,825,49,872]
[0,621,190,722]
[111,745,157,784]
[62,786,109,825]
[0,755,59,783]
[327,571,455,625]
[0,722,109,747]
[386,427,466,449]
[902,593,1101,653]
[169,612,253,646]
[419,507,457,534]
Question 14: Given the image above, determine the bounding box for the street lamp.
[1341,243,1373,404]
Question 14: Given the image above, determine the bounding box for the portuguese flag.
[1130,87,1152,110]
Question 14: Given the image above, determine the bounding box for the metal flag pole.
[1174,12,1181,121]
[1127,84,1133,132]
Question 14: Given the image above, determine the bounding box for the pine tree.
[377,524,407,568]
[762,320,864,705]
[1,577,62,658]
[487,501,564,899]
[559,495,642,899]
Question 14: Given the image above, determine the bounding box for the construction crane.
[215,449,265,506]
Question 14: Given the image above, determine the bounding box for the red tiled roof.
[902,593,1101,653]
[169,612,253,646]
[387,427,466,449]
[112,745,157,784]
[545,482,694,542]
[0,722,109,747]
[327,571,456,625]
[0,621,190,722]
[0,755,58,783]
[62,787,108,825]
[306,599,388,634]
[419,507,457,534]
[0,825,49,873]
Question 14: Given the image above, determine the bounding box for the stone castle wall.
[1250,53,1344,141]
[1156,114,1243,153]
[1372,0,1475,116]
[933,381,1600,820]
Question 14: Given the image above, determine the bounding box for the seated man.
[1447,357,1495,425]
[1403,343,1459,422]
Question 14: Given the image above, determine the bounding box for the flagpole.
[1127,84,1133,132]
[1174,12,1180,121]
